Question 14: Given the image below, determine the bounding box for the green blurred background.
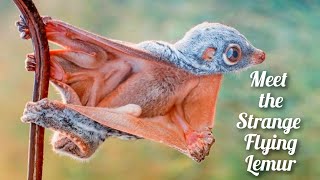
[0,0,319,179]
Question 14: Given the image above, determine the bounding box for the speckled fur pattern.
[21,98,139,160]
[137,22,256,75]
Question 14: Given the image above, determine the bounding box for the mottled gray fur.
[21,99,139,160]
[137,22,256,75]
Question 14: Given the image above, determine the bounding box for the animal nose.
[259,52,266,61]
[251,49,266,64]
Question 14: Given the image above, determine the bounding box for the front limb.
[171,105,214,162]
[21,99,194,160]
[21,99,141,160]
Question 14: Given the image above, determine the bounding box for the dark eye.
[223,44,242,65]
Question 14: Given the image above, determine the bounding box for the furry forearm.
[21,98,139,160]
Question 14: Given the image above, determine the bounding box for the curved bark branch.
[12,0,50,180]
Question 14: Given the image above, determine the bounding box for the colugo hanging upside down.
[18,16,265,162]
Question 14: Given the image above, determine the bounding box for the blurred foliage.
[0,0,319,179]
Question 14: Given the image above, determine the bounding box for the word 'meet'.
[250,71,287,88]
[237,71,300,176]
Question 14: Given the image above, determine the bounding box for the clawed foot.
[186,129,215,162]
[16,15,30,39]
[51,132,93,160]
[16,15,52,39]
[25,54,36,71]
[24,52,65,81]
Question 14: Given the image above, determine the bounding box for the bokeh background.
[0,0,319,179]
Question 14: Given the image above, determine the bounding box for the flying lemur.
[18,17,265,162]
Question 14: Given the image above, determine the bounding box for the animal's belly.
[97,68,191,117]
[97,75,177,117]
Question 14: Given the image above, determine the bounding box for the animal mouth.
[251,49,266,64]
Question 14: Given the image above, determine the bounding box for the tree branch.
[12,0,50,180]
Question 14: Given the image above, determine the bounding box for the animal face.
[175,22,265,75]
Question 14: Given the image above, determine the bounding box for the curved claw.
[25,54,36,71]
[16,15,52,40]
[186,130,215,162]
[16,15,31,39]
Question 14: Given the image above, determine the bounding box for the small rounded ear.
[202,47,216,61]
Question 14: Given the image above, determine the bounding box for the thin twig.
[12,0,50,180]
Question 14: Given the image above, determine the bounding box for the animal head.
[175,22,265,75]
